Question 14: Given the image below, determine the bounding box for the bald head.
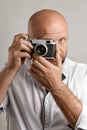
[29,9,66,23]
[28,9,68,63]
[28,9,68,38]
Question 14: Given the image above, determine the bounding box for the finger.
[26,33,31,39]
[19,39,33,49]
[10,42,33,54]
[32,59,46,72]
[30,65,41,76]
[20,44,32,53]
[29,65,45,82]
[13,33,29,43]
[20,51,32,59]
[29,69,39,80]
[33,53,53,68]
[55,42,62,67]
[11,38,33,52]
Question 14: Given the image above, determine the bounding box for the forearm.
[29,53,82,128]
[0,67,17,105]
[51,82,82,128]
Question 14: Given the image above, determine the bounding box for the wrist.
[50,80,64,95]
[5,65,18,77]
[6,62,21,73]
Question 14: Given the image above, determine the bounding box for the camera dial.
[34,44,48,56]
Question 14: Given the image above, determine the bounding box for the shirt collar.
[62,73,66,80]
[62,58,69,84]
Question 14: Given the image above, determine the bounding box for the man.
[0,9,87,130]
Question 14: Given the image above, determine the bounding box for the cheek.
[59,45,67,59]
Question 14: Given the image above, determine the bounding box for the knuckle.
[23,52,27,56]
[14,35,18,42]
[19,42,23,49]
[8,46,13,54]
[20,33,28,38]
[20,33,25,36]
[13,51,18,57]
[8,46,11,52]
[19,40,23,45]
[14,33,23,40]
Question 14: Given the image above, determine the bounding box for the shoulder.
[65,58,87,68]
[63,58,87,78]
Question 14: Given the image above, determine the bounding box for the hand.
[6,33,33,72]
[29,44,63,92]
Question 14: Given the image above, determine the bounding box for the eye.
[59,37,65,43]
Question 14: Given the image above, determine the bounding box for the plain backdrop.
[0,0,87,130]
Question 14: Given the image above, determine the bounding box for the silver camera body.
[29,39,56,59]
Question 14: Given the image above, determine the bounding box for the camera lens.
[35,44,48,56]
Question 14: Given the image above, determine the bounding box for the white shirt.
[0,58,87,130]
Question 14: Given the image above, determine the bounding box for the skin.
[0,9,82,128]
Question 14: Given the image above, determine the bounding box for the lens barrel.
[35,44,48,56]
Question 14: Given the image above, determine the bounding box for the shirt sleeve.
[75,104,87,130]
[0,63,9,112]
[75,69,87,130]
[0,95,9,112]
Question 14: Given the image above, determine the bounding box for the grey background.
[0,0,87,130]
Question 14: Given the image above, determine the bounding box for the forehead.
[29,26,68,40]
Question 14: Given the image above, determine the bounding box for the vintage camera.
[29,39,56,59]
